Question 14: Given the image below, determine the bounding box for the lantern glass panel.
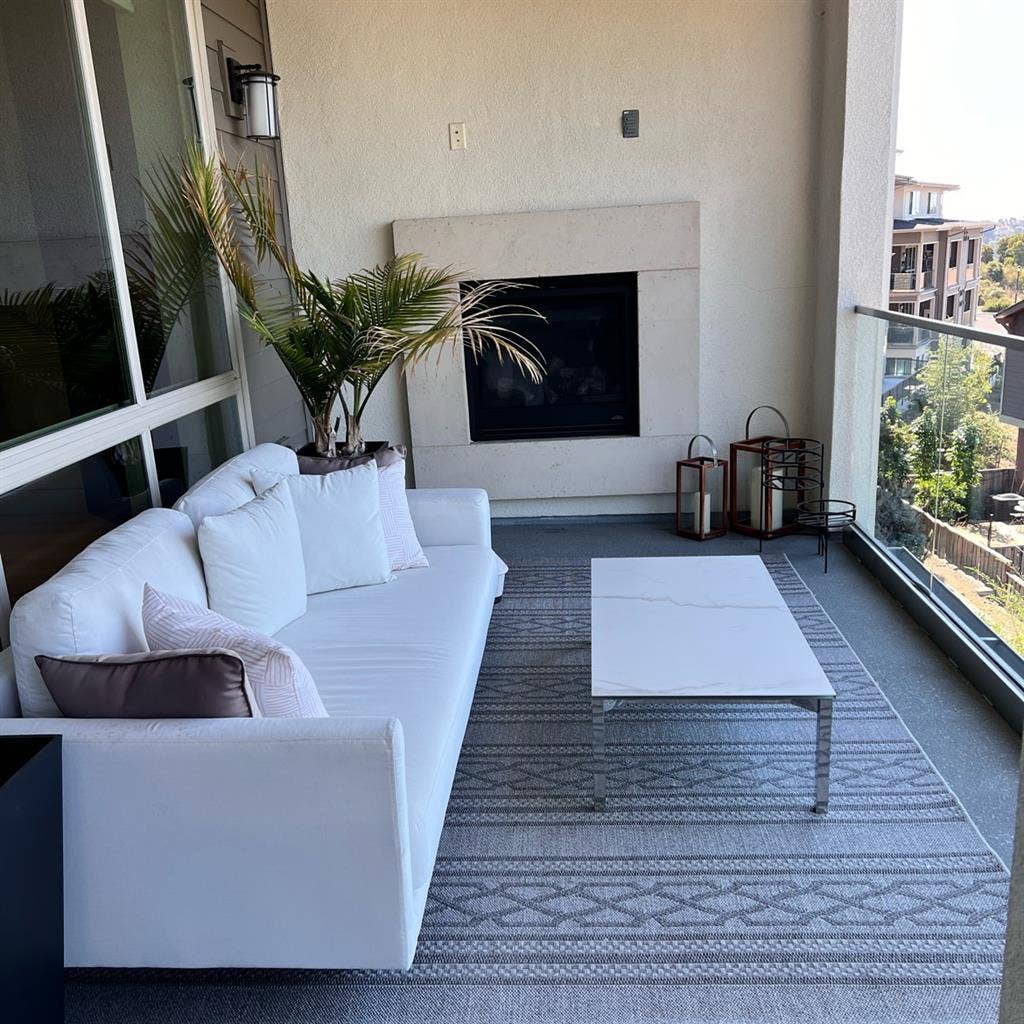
[677,458,727,538]
[706,462,726,531]
[733,447,763,528]
[678,463,707,534]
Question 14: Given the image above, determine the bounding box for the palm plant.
[161,143,544,456]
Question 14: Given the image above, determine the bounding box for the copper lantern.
[729,405,823,541]
[675,434,728,540]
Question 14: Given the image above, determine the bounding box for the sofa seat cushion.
[273,545,500,888]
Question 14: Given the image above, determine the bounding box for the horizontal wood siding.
[1003,348,1024,424]
[200,0,307,447]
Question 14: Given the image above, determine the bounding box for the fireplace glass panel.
[462,272,639,441]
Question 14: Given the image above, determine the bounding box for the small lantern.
[729,406,824,540]
[675,434,729,541]
[227,59,281,140]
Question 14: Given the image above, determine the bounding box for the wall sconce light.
[226,58,281,141]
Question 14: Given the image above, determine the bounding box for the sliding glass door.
[0,0,249,637]
[0,0,134,447]
[83,0,233,396]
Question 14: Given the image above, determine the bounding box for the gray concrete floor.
[491,515,1022,866]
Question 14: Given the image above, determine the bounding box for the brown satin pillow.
[35,649,259,719]
[297,444,406,475]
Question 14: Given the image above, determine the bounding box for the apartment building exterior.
[884,175,993,384]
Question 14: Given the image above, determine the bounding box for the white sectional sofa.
[0,444,505,970]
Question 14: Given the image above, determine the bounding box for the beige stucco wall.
[266,0,822,509]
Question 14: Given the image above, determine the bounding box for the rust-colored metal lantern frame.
[675,434,729,541]
[729,406,824,541]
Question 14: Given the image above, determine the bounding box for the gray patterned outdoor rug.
[67,555,1008,1024]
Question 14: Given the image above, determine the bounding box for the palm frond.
[178,141,259,309]
[144,147,546,450]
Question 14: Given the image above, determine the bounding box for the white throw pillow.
[197,480,307,634]
[142,585,328,718]
[251,462,393,593]
[377,460,429,571]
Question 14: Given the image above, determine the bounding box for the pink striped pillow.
[142,585,327,719]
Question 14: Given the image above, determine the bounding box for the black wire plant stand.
[795,498,857,573]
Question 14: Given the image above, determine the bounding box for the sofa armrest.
[407,487,492,548]
[0,715,418,969]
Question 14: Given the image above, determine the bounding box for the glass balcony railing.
[860,306,1024,694]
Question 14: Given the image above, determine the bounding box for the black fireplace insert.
[462,272,639,441]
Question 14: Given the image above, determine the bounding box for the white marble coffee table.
[591,555,836,814]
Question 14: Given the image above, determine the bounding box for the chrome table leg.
[592,697,606,811]
[813,698,833,814]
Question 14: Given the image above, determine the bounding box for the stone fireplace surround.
[392,203,699,511]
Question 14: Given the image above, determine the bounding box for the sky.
[896,0,1023,221]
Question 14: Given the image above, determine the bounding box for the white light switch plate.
[449,122,466,150]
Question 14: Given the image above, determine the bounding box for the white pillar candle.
[684,491,712,533]
[749,466,784,531]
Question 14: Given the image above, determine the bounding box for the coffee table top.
[591,556,834,700]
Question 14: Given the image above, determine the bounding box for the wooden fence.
[906,503,1015,585]
[978,466,1019,502]
[1007,574,1024,604]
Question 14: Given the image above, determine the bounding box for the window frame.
[0,1,254,505]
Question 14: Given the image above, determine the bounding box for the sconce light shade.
[242,70,280,140]
[225,58,281,141]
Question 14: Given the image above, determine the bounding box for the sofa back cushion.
[198,481,308,633]
[9,508,207,718]
[251,463,394,593]
[173,442,298,529]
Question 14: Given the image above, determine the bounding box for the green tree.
[878,396,912,489]
[950,420,982,489]
[972,410,1009,468]
[980,277,1012,311]
[987,260,1005,284]
[996,232,1024,264]
[915,472,968,523]
[1007,262,1024,302]
[982,242,994,263]
[917,339,993,437]
[950,419,985,518]
[910,406,940,481]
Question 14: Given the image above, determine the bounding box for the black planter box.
[0,735,63,1023]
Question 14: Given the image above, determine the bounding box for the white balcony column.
[811,0,903,530]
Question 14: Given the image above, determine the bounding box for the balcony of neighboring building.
[890,242,936,293]
[890,268,936,291]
